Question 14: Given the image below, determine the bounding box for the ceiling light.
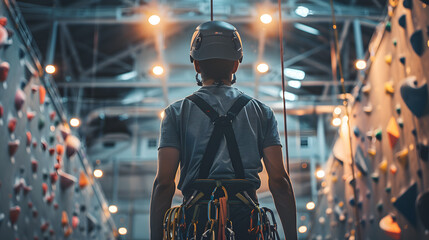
[70,118,81,127]
[334,107,342,115]
[355,59,367,70]
[294,23,320,35]
[260,14,272,24]
[306,201,315,210]
[316,169,325,179]
[257,63,269,73]
[108,205,118,214]
[93,169,103,178]
[117,71,137,81]
[288,80,301,89]
[148,15,161,25]
[152,66,164,76]
[279,91,298,101]
[298,225,308,233]
[118,227,127,235]
[331,117,341,127]
[284,68,305,80]
[45,65,56,74]
[295,6,309,17]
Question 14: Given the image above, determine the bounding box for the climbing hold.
[385,81,395,94]
[398,14,406,28]
[0,17,6,26]
[379,214,401,240]
[79,171,89,189]
[385,21,391,32]
[64,225,73,237]
[400,76,428,117]
[59,124,70,140]
[25,131,31,146]
[61,211,69,226]
[48,148,55,156]
[397,118,404,128]
[416,191,429,229]
[31,159,38,173]
[39,86,46,105]
[50,172,58,184]
[23,185,32,195]
[41,141,47,151]
[42,183,48,195]
[27,111,36,121]
[385,54,392,65]
[66,135,81,158]
[27,201,33,209]
[40,222,49,232]
[393,39,397,46]
[368,148,376,157]
[353,126,360,137]
[417,169,423,178]
[403,0,412,9]
[417,143,429,161]
[377,202,383,212]
[38,116,45,130]
[410,30,425,56]
[393,183,418,226]
[86,213,97,233]
[390,165,397,175]
[0,104,3,118]
[15,89,26,111]
[371,173,379,183]
[363,104,373,114]
[54,163,60,170]
[58,171,77,190]
[366,130,373,141]
[386,186,392,193]
[399,56,406,65]
[9,206,21,225]
[389,0,399,7]
[45,193,55,204]
[355,146,369,176]
[375,128,382,141]
[32,209,38,218]
[72,215,79,229]
[349,178,356,186]
[412,129,417,137]
[396,148,409,168]
[379,159,388,173]
[8,117,17,133]
[48,135,55,144]
[332,176,338,183]
[55,144,64,156]
[49,111,56,121]
[366,190,371,199]
[387,117,400,148]
[362,84,371,94]
[0,62,9,82]
[8,140,20,156]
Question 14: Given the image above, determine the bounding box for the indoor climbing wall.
[309,0,429,239]
[0,1,116,239]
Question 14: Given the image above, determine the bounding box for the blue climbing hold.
[386,186,392,193]
[355,146,369,176]
[416,191,429,229]
[417,143,428,161]
[410,30,425,56]
[377,202,383,212]
[398,14,406,29]
[399,57,405,65]
[349,197,355,206]
[400,76,428,117]
[393,183,417,226]
[403,0,412,9]
[353,126,360,137]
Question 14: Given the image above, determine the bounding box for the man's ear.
[194,61,201,73]
[232,60,239,73]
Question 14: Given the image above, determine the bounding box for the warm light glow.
[148,15,161,25]
[45,65,56,74]
[295,6,309,17]
[50,126,55,132]
[331,117,341,127]
[257,63,269,73]
[152,66,164,76]
[306,201,315,210]
[159,110,165,120]
[93,169,103,178]
[118,227,127,235]
[70,118,81,127]
[342,116,349,124]
[355,59,367,70]
[109,205,118,214]
[334,107,342,115]
[260,14,272,24]
[316,169,325,179]
[298,225,308,233]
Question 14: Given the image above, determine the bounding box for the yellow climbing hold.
[389,0,399,7]
[368,148,376,157]
[385,54,393,64]
[396,148,409,168]
[387,117,400,148]
[379,159,388,173]
[362,84,371,94]
[385,81,395,94]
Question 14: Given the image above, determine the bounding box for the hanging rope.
[210,0,214,21]
[277,0,290,173]
[329,1,362,239]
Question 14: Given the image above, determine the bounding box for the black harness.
[186,93,252,180]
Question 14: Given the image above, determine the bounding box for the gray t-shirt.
[158,85,281,193]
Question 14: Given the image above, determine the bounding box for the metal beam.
[60,24,84,73]
[284,44,328,68]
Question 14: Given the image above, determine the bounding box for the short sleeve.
[158,107,181,150]
[262,107,282,148]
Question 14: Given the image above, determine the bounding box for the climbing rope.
[329,0,362,239]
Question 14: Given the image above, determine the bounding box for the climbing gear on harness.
[187,93,251,179]
[196,73,203,86]
[190,21,243,63]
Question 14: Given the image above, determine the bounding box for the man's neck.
[202,78,232,86]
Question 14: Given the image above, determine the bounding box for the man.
[150,21,297,240]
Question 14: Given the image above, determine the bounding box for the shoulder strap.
[186,93,253,179]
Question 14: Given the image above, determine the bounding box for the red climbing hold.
[42,183,48,195]
[8,117,17,133]
[59,171,77,190]
[0,17,7,26]
[0,104,3,118]
[72,216,79,229]
[27,111,36,121]
[49,111,56,121]
[39,86,46,105]
[48,148,55,156]
[31,159,38,173]
[9,206,21,224]
[8,140,20,156]
[0,62,9,82]
[15,89,26,111]
[41,141,47,151]
[26,132,32,146]
[50,172,58,184]
[40,222,49,232]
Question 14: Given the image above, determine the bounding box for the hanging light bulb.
[45,65,56,74]
[148,15,161,25]
[257,63,269,73]
[355,59,367,70]
[260,14,272,24]
[152,66,164,76]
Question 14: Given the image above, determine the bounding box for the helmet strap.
[231,73,237,85]
[195,73,203,86]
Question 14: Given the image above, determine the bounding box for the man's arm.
[262,145,297,240]
[150,147,180,240]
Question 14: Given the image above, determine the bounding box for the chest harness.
[163,93,280,240]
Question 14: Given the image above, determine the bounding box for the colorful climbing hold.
[15,89,26,111]
[417,143,428,161]
[362,84,371,94]
[377,201,383,212]
[353,126,360,137]
[72,215,79,229]
[403,0,412,9]
[385,186,392,193]
[371,173,379,183]
[0,62,10,82]
[8,140,20,156]
[396,148,409,168]
[385,54,392,65]
[42,183,48,195]
[8,117,17,133]
[375,128,382,141]
[368,148,376,157]
[379,159,388,173]
[399,56,405,65]
[416,191,429,229]
[389,0,399,7]
[66,135,80,158]
[397,118,404,128]
[31,159,38,173]
[9,206,21,225]
[385,81,395,94]
[355,146,369,175]
[79,171,89,189]
[38,116,45,130]
[386,117,400,148]
[385,21,391,32]
[39,86,46,105]
[410,30,424,56]
[26,132,32,146]
[400,76,428,117]
[61,211,69,226]
[56,144,64,156]
[390,165,397,175]
[41,141,47,151]
[363,104,373,114]
[59,171,77,190]
[379,214,401,240]
[393,183,417,226]
[398,14,406,28]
